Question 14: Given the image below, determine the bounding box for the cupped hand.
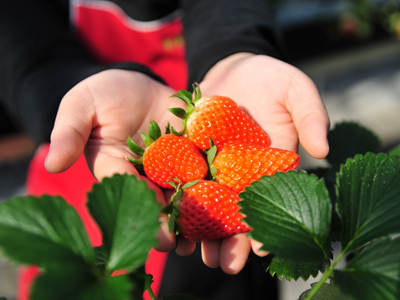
[175,53,330,274]
[45,69,185,252]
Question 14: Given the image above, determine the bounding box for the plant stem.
[147,286,157,300]
[302,250,346,300]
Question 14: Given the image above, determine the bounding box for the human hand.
[174,53,330,274]
[44,69,185,252]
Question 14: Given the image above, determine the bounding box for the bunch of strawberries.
[127,84,300,242]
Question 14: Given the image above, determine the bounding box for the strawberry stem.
[147,286,157,300]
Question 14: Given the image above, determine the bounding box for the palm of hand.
[178,54,330,274]
[45,56,330,275]
[46,69,183,180]
[200,54,330,159]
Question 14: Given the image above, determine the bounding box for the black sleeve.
[180,0,286,87]
[0,0,163,144]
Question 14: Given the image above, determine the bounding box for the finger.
[85,146,139,181]
[175,235,196,256]
[155,214,176,252]
[286,73,330,159]
[220,233,251,274]
[201,239,221,268]
[45,88,95,173]
[139,177,177,252]
[251,239,269,257]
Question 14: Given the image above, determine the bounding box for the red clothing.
[19,2,187,299]
[72,0,187,90]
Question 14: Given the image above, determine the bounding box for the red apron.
[18,1,187,299]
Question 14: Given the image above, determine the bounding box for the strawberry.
[163,180,250,242]
[210,142,300,193]
[127,121,208,189]
[168,84,271,151]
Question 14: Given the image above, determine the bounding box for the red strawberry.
[211,142,300,193]
[127,121,208,189]
[163,180,250,242]
[168,84,271,151]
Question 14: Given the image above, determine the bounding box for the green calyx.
[204,137,218,180]
[126,120,163,165]
[168,83,202,136]
[161,178,200,235]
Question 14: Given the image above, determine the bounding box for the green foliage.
[0,195,94,267]
[389,143,400,157]
[334,237,400,300]
[87,174,161,273]
[326,121,381,167]
[240,171,332,263]
[0,174,161,299]
[337,153,400,252]
[300,283,351,300]
[240,121,400,300]
[262,255,326,281]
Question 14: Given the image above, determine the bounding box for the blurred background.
[1,0,400,299]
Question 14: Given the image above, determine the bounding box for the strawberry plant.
[0,116,400,299]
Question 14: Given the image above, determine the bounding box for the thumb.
[288,74,330,159]
[45,88,94,173]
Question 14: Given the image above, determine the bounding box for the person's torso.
[70,0,187,89]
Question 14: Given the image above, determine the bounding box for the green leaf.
[139,132,154,148]
[262,255,326,281]
[337,153,400,252]
[127,136,145,156]
[192,82,202,102]
[334,237,400,300]
[239,171,332,262]
[128,266,152,299]
[389,143,400,157]
[76,275,132,300]
[148,120,162,141]
[168,108,187,119]
[178,89,193,102]
[0,195,94,267]
[205,144,217,166]
[210,167,217,178]
[165,122,171,134]
[170,90,192,106]
[94,245,108,275]
[30,263,97,300]
[182,180,199,189]
[87,174,161,273]
[170,125,185,136]
[300,282,350,300]
[326,121,381,168]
